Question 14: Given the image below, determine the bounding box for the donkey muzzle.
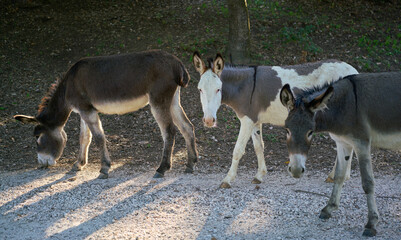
[288,154,306,178]
[202,117,216,128]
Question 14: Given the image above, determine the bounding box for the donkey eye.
[216,89,220,93]
[307,131,314,139]
[199,89,203,93]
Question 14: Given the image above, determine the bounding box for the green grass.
[264,133,278,142]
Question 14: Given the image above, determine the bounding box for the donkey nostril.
[212,118,216,123]
[302,168,305,173]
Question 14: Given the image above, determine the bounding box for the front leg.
[80,111,111,179]
[220,116,254,188]
[320,139,352,219]
[251,124,267,184]
[73,118,92,171]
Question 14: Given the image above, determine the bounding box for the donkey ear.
[14,114,39,124]
[280,84,295,111]
[213,53,224,77]
[193,51,206,74]
[308,86,334,113]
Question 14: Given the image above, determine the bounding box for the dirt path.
[1,166,400,240]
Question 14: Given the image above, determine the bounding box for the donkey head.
[14,115,67,167]
[193,52,224,127]
[280,84,333,178]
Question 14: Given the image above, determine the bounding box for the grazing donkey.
[14,50,198,179]
[280,72,401,237]
[193,52,358,188]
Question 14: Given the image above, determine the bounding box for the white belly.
[371,130,401,150]
[93,95,149,115]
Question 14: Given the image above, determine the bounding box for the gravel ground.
[1,165,400,240]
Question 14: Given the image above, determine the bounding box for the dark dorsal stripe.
[249,65,258,105]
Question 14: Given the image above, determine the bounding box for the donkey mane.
[37,61,86,116]
[295,82,334,107]
[37,77,62,114]
[295,74,359,107]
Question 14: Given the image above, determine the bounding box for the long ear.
[280,84,295,111]
[14,114,39,124]
[213,53,224,77]
[193,51,206,74]
[308,86,334,113]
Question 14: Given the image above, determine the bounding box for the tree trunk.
[227,0,251,64]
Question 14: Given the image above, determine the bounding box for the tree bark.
[227,0,251,64]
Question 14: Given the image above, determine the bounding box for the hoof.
[325,176,334,183]
[219,182,231,189]
[72,165,82,171]
[252,178,262,184]
[98,173,109,179]
[319,211,331,219]
[362,228,377,237]
[184,167,194,174]
[153,172,164,178]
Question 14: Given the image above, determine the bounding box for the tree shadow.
[0,163,179,239]
[0,167,77,214]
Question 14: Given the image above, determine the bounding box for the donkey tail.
[176,61,190,88]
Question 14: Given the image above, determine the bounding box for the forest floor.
[0,0,400,239]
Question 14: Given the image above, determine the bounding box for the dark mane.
[37,76,62,115]
[37,61,84,116]
[294,82,334,107]
[295,74,358,106]
[224,62,256,69]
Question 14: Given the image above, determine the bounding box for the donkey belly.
[93,95,149,115]
[371,130,401,150]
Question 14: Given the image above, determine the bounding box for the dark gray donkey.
[280,72,401,237]
[193,52,358,188]
[14,50,198,179]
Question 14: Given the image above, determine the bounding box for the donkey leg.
[251,124,267,184]
[355,143,379,237]
[327,134,354,182]
[326,151,354,183]
[80,111,111,179]
[73,118,92,171]
[171,88,198,173]
[320,139,352,219]
[220,116,254,188]
[151,106,176,178]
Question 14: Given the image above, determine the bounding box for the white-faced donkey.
[280,72,401,237]
[193,52,358,188]
[14,50,198,179]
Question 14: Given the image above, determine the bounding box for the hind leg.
[171,88,198,173]
[73,118,92,171]
[79,111,111,179]
[327,133,353,182]
[151,105,176,178]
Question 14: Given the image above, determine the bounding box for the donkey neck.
[220,66,256,107]
[36,80,72,128]
[313,79,356,135]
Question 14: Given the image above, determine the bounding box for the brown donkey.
[14,50,198,179]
